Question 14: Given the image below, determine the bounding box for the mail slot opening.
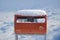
[16,17,45,23]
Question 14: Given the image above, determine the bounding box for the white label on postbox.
[37,18,45,23]
[16,18,45,23]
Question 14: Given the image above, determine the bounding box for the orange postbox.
[14,10,47,40]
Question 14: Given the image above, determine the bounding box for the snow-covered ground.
[0,9,60,40]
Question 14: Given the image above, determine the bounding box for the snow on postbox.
[14,10,47,35]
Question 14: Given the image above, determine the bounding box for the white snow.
[16,10,46,16]
[0,9,60,40]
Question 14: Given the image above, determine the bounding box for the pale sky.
[0,0,60,12]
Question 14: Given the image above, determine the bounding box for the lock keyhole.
[39,26,44,30]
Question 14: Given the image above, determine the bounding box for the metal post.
[15,34,18,40]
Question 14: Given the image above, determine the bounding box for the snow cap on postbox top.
[16,9,46,16]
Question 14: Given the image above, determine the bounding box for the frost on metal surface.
[16,10,46,16]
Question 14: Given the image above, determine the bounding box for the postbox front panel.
[15,23,46,34]
[14,15,46,34]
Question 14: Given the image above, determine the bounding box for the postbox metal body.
[14,10,47,40]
